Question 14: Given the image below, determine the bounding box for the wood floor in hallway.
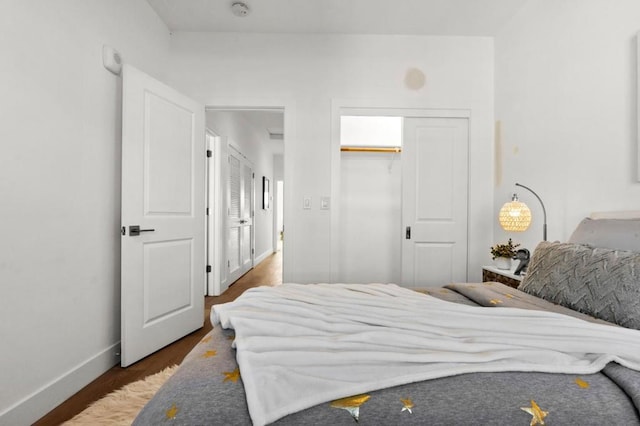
[35,249,283,425]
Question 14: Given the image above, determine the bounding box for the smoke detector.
[231,2,250,17]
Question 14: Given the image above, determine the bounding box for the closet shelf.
[340,146,402,153]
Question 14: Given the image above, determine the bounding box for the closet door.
[401,117,469,288]
[227,151,254,284]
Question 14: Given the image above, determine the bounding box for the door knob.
[129,225,155,236]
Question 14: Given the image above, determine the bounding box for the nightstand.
[482,265,523,289]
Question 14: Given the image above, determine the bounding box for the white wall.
[274,154,284,182]
[495,0,640,251]
[274,155,285,251]
[0,1,170,423]
[167,33,495,283]
[206,111,275,264]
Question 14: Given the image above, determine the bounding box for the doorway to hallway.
[205,108,285,295]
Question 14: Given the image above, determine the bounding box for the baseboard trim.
[0,342,121,426]
[255,249,274,265]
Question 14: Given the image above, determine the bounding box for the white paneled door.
[401,117,469,288]
[121,65,205,367]
[227,150,254,284]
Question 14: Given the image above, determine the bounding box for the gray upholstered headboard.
[568,213,640,252]
[589,210,640,220]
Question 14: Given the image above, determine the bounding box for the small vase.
[494,257,512,270]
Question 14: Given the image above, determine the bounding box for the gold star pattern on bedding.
[330,394,370,422]
[489,299,503,305]
[202,350,217,358]
[505,293,514,299]
[575,377,590,389]
[521,400,548,426]
[223,367,241,383]
[166,403,179,419]
[400,397,414,414]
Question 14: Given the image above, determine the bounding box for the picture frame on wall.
[263,176,270,210]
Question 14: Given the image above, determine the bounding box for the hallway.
[35,251,283,425]
[208,247,282,305]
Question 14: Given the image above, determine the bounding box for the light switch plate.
[320,196,330,210]
[303,197,312,210]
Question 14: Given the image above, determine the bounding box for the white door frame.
[330,100,471,283]
[204,100,295,288]
[205,130,225,296]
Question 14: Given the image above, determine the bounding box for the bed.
[134,216,640,425]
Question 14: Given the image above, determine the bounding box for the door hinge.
[206,265,212,273]
[406,226,411,240]
[206,207,209,216]
[206,149,212,158]
[252,172,255,179]
[252,248,254,255]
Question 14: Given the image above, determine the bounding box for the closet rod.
[340,146,402,153]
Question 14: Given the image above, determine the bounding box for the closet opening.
[331,106,470,288]
[338,115,403,284]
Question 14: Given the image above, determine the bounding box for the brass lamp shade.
[499,195,531,232]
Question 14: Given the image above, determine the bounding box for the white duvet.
[212,283,640,426]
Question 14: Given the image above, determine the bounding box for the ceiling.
[237,110,284,155]
[146,0,528,36]
[206,110,284,154]
[157,0,530,147]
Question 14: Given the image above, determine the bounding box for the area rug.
[63,365,177,425]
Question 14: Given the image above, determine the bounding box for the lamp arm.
[515,182,547,241]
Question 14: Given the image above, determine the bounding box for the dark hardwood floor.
[35,249,282,425]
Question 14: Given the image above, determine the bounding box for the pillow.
[519,241,640,330]
[568,217,640,252]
